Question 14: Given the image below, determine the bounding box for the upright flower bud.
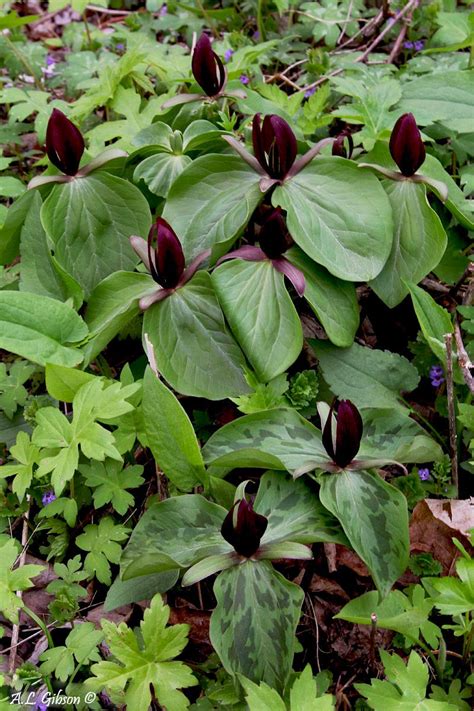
[148,217,185,289]
[322,399,363,469]
[45,108,85,176]
[259,208,291,259]
[191,33,226,98]
[389,113,425,177]
[252,114,297,180]
[221,498,268,558]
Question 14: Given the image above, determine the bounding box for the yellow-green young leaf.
[87,594,197,711]
[76,517,129,586]
[40,622,103,682]
[0,539,44,624]
[45,363,94,403]
[0,431,42,502]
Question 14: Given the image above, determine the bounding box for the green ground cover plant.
[0,0,473,709]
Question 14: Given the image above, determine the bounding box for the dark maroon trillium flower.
[130,218,210,309]
[192,33,226,98]
[389,112,426,177]
[331,130,353,159]
[252,114,297,180]
[217,208,306,296]
[221,498,268,558]
[46,108,85,176]
[322,399,363,469]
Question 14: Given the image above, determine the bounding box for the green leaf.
[134,152,192,197]
[399,71,474,134]
[143,271,250,400]
[0,539,44,624]
[203,408,327,475]
[406,283,453,361]
[0,431,41,502]
[254,471,346,545]
[121,495,231,580]
[241,665,335,710]
[273,158,393,281]
[40,172,151,296]
[163,155,263,261]
[240,677,286,711]
[212,260,303,382]
[320,470,409,598]
[424,555,474,616]
[0,359,36,418]
[359,409,442,464]
[87,594,198,711]
[76,517,129,585]
[369,181,447,308]
[80,459,144,515]
[83,271,156,365]
[310,340,420,411]
[0,184,37,264]
[40,623,103,682]
[142,367,207,491]
[356,650,458,710]
[0,290,87,367]
[45,363,95,403]
[105,571,179,612]
[286,246,359,347]
[210,560,304,693]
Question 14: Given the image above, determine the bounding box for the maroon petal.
[221,499,268,558]
[322,401,337,462]
[334,400,363,468]
[252,114,268,173]
[266,115,297,179]
[148,218,185,289]
[259,208,291,259]
[46,108,84,176]
[191,33,225,97]
[389,113,426,177]
[180,248,211,285]
[272,258,306,297]
[216,245,267,266]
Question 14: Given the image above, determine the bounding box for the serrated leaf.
[76,517,129,585]
[0,539,44,624]
[80,459,144,515]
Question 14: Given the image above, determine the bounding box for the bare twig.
[454,320,474,393]
[369,612,377,667]
[444,334,459,496]
[9,496,31,676]
[387,24,407,63]
[357,0,419,64]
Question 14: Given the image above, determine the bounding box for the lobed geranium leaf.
[0,539,44,624]
[319,469,409,598]
[143,271,250,400]
[212,259,303,382]
[210,560,303,693]
[273,158,393,282]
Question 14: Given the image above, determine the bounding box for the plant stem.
[22,605,54,649]
[400,398,446,446]
[444,333,459,497]
[257,0,267,41]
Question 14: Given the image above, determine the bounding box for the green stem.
[257,0,267,41]
[400,398,446,447]
[22,605,54,650]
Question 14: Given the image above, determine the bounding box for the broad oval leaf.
[286,246,359,347]
[41,172,151,296]
[163,154,263,261]
[142,366,207,491]
[369,180,447,308]
[406,282,453,362]
[203,408,327,475]
[210,560,304,693]
[143,271,250,400]
[0,291,87,367]
[212,260,303,382]
[320,469,409,598]
[273,158,393,281]
[121,494,231,580]
[133,152,192,197]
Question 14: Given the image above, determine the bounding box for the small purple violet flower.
[429,364,444,388]
[418,468,430,481]
[224,49,234,62]
[240,74,249,85]
[116,43,125,51]
[42,490,56,506]
[159,4,167,16]
[253,31,260,40]
[414,40,425,51]
[403,41,414,49]
[304,86,316,99]
[46,55,55,67]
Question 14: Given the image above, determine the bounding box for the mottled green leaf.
[212,260,303,382]
[359,409,442,464]
[211,560,303,692]
[320,470,409,597]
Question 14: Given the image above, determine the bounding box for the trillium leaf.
[210,560,304,693]
[359,409,442,464]
[120,495,231,580]
[405,282,453,362]
[286,246,359,347]
[143,271,250,400]
[40,172,151,296]
[142,367,208,491]
[273,157,393,281]
[369,181,447,308]
[0,291,87,367]
[319,469,409,598]
[133,152,192,197]
[310,340,420,412]
[203,408,327,475]
[254,471,347,546]
[212,260,303,382]
[0,189,37,265]
[163,154,263,261]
